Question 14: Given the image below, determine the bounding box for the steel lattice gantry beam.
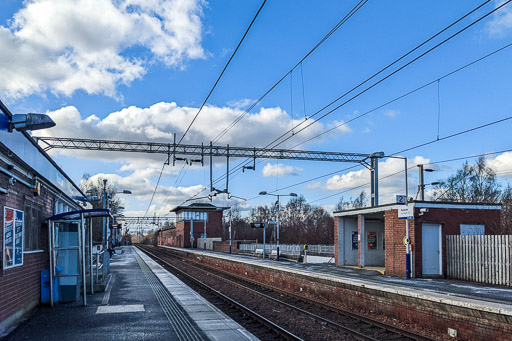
[118,216,175,224]
[36,136,385,207]
[34,136,371,163]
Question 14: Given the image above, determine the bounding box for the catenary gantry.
[35,136,384,206]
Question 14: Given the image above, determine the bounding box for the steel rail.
[136,245,303,341]
[146,246,436,341]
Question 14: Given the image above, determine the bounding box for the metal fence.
[238,243,334,256]
[446,235,512,286]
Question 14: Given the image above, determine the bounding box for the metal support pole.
[209,141,213,191]
[173,133,176,166]
[277,195,280,261]
[229,209,232,254]
[370,157,379,207]
[203,214,207,250]
[226,144,229,193]
[263,223,266,260]
[81,214,87,306]
[190,218,194,248]
[102,179,107,252]
[49,221,54,307]
[89,219,93,294]
[418,164,425,201]
[405,157,411,279]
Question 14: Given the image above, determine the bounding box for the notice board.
[3,207,24,269]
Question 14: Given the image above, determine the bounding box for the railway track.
[137,245,436,341]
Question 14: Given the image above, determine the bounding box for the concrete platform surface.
[163,246,512,316]
[4,246,258,341]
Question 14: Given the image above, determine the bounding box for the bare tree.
[501,184,512,234]
[433,158,501,203]
[335,191,367,211]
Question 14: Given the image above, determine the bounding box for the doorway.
[422,224,442,276]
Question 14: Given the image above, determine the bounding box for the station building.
[334,201,501,278]
[0,102,83,335]
[160,203,226,249]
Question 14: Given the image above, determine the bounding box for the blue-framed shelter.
[46,209,111,306]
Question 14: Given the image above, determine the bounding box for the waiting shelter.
[334,201,501,278]
[46,208,112,306]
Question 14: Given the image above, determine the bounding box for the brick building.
[0,102,83,335]
[334,201,501,278]
[160,203,226,248]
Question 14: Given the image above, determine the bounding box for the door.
[422,224,442,275]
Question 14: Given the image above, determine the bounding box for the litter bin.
[41,266,61,303]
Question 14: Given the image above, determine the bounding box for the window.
[460,224,485,236]
[24,200,44,251]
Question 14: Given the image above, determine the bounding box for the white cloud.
[37,101,346,214]
[487,151,512,177]
[0,0,205,99]
[487,0,512,37]
[262,163,302,177]
[304,181,322,189]
[384,109,399,118]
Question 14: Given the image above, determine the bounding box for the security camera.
[420,208,429,213]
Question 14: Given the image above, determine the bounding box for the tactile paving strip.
[134,250,208,341]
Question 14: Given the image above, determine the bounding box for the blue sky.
[2,0,512,217]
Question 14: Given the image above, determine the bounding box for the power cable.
[178,0,267,145]
[211,0,368,144]
[290,41,512,149]
[211,42,512,187]
[146,1,267,216]
[265,0,508,150]
[210,1,502,186]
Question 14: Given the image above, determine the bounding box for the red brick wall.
[213,240,238,253]
[411,206,500,278]
[162,210,224,248]
[0,154,55,334]
[333,216,339,265]
[171,248,512,341]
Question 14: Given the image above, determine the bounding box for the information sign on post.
[398,206,414,220]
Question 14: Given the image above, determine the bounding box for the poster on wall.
[367,232,377,250]
[351,231,358,250]
[3,207,24,270]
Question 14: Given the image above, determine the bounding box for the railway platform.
[4,246,258,341]
[162,246,512,340]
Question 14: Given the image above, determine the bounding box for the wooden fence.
[446,235,512,286]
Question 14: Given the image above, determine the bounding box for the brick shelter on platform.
[0,103,83,335]
[160,203,226,248]
[334,201,501,278]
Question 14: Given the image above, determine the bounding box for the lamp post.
[88,181,132,252]
[259,191,297,261]
[417,165,439,201]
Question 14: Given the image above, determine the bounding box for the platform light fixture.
[259,191,298,261]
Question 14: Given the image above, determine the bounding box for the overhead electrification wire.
[211,0,368,144]
[146,1,266,215]
[210,41,512,188]
[310,148,512,204]
[240,114,512,205]
[178,0,267,145]
[265,0,508,150]
[210,1,501,187]
[290,41,512,149]
[182,0,510,206]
